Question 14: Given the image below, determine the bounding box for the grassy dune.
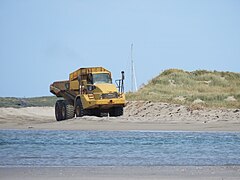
[0,96,57,108]
[126,69,240,109]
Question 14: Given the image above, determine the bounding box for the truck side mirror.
[121,71,125,80]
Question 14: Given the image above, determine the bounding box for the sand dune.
[0,101,239,131]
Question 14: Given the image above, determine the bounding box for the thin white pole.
[131,43,134,92]
[131,43,138,92]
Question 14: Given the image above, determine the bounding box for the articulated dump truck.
[50,67,126,121]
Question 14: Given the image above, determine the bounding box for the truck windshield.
[92,73,112,84]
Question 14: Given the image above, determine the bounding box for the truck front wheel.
[109,106,124,117]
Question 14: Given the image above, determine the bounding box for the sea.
[0,130,240,166]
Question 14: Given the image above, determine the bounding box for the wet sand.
[1,166,240,180]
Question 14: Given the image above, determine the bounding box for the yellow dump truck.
[50,67,126,121]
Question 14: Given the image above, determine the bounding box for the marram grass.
[126,69,240,109]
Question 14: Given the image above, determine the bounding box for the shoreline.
[1,123,240,132]
[1,117,240,132]
[1,128,240,133]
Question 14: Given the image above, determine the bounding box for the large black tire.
[109,106,124,117]
[55,100,65,121]
[55,100,74,121]
[92,109,102,117]
[75,98,85,117]
[65,102,75,119]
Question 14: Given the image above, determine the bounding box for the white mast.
[131,43,138,92]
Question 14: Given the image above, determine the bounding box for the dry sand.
[0,101,239,131]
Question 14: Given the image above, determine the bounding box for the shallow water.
[0,130,240,166]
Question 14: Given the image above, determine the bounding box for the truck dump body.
[50,67,125,121]
[50,81,76,105]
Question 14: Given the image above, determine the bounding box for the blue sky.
[0,0,239,97]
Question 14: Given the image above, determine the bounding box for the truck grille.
[102,92,118,99]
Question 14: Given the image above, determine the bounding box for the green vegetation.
[126,69,240,109]
[0,96,57,108]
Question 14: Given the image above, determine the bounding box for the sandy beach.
[0,101,239,131]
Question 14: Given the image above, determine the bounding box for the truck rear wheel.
[55,100,65,121]
[55,100,75,121]
[75,99,84,117]
[109,106,123,117]
[65,102,75,119]
[61,102,66,120]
